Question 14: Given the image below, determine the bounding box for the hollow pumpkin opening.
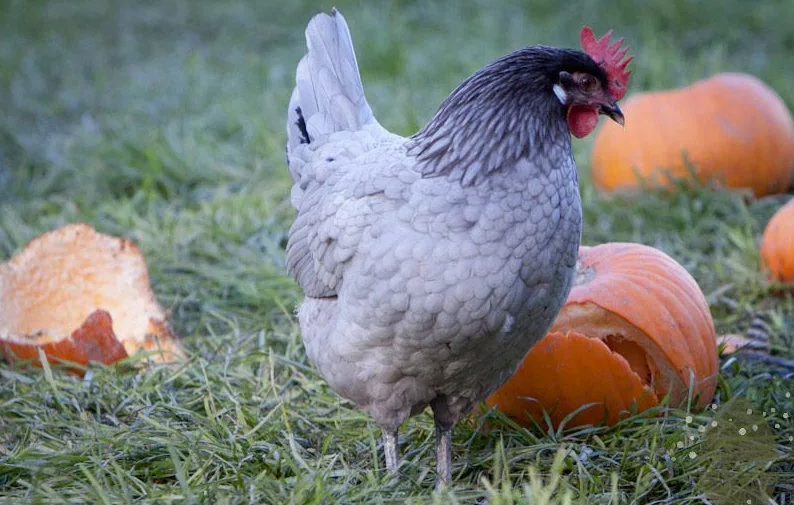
[603,336,652,385]
[0,224,183,369]
[551,302,683,404]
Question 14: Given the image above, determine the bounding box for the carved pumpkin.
[0,224,183,374]
[760,198,794,283]
[486,242,718,428]
[590,73,794,197]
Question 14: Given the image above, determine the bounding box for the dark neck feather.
[406,46,584,186]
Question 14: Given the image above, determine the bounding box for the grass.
[1,0,793,502]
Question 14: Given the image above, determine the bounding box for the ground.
[1,0,793,503]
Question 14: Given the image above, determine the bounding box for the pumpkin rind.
[591,73,794,197]
[0,310,128,375]
[760,198,794,283]
[486,242,718,428]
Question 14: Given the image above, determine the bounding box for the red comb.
[580,26,632,101]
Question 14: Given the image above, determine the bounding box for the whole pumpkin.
[590,73,794,197]
[760,198,794,283]
[486,242,718,428]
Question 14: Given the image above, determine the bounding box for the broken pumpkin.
[0,223,183,373]
[486,242,718,428]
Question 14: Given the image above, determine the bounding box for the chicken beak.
[600,102,625,126]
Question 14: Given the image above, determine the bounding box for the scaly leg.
[435,421,453,491]
[383,429,399,473]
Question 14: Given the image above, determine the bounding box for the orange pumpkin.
[0,224,183,373]
[759,198,794,283]
[590,73,794,197]
[486,242,718,428]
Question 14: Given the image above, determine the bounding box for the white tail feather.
[286,9,375,157]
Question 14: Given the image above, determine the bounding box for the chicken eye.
[580,75,598,92]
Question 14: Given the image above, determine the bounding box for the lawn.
[1,0,793,503]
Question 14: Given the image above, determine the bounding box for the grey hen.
[285,8,631,487]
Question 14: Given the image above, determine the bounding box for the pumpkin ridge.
[649,269,716,382]
[630,269,710,368]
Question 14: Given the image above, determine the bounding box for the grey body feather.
[286,10,582,432]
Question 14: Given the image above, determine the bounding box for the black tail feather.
[295,107,311,145]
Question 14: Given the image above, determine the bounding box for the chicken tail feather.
[287,9,375,159]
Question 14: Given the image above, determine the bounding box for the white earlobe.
[552,84,567,104]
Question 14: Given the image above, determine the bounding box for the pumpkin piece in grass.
[485,242,718,428]
[0,223,183,372]
[590,73,794,197]
[760,198,794,284]
[717,333,770,356]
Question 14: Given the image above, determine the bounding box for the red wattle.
[567,105,599,138]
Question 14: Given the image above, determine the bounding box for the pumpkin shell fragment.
[486,331,659,427]
[0,223,183,371]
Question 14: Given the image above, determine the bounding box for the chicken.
[285,9,631,487]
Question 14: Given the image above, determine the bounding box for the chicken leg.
[383,429,399,473]
[431,398,454,490]
[435,421,453,490]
